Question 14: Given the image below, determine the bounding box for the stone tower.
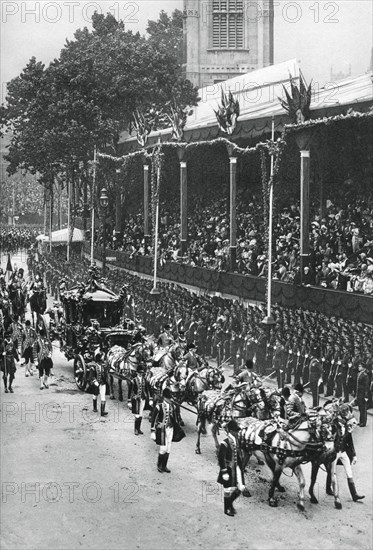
[183,0,274,88]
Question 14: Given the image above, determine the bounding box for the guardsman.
[87,349,108,417]
[195,319,207,357]
[1,328,18,393]
[35,329,53,390]
[132,365,147,435]
[150,387,179,474]
[323,340,335,397]
[217,419,247,517]
[284,334,293,385]
[273,337,286,389]
[308,345,323,408]
[157,324,174,348]
[22,320,37,377]
[255,328,267,376]
[354,363,369,427]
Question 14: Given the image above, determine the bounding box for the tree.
[2,11,199,232]
[146,10,184,67]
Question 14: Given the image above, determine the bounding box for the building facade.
[183,0,274,88]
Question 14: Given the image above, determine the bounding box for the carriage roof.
[66,286,120,303]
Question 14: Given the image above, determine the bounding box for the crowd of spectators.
[95,193,373,295]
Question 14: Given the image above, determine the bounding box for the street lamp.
[99,187,109,277]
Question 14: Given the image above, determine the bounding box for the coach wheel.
[74,354,87,391]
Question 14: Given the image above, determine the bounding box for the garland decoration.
[150,143,164,254]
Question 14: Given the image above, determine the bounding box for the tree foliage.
[2,11,199,218]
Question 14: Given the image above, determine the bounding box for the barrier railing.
[83,243,372,324]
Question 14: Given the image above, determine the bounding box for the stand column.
[300,150,310,282]
[229,157,237,272]
[180,161,187,257]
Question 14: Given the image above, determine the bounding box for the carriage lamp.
[99,188,109,209]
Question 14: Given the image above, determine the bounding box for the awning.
[36,228,85,244]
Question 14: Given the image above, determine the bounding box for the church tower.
[183,0,274,88]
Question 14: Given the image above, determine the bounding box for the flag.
[6,253,13,282]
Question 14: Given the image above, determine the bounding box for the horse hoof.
[268,498,278,508]
[242,488,251,498]
[201,428,207,435]
[335,501,342,510]
[119,397,123,402]
[179,420,185,427]
[297,503,305,512]
[326,489,334,496]
[195,449,201,455]
[310,496,318,504]
[276,485,286,493]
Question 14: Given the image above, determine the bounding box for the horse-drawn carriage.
[59,271,135,391]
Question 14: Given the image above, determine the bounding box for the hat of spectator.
[294,383,304,393]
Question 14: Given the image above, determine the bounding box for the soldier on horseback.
[157,324,175,348]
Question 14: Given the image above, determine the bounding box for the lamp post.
[99,187,109,278]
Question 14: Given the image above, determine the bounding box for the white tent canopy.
[36,228,85,244]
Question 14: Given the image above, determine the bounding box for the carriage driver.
[88,349,109,417]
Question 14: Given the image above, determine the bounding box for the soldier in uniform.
[1,328,18,393]
[255,328,267,376]
[273,337,286,389]
[132,365,147,435]
[217,419,247,517]
[354,363,369,427]
[308,345,323,407]
[150,387,178,473]
[22,320,37,376]
[87,349,109,417]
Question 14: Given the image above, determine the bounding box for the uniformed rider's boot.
[347,478,365,501]
[162,453,171,473]
[93,399,98,412]
[157,454,164,473]
[100,402,108,417]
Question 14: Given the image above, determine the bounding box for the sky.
[1,0,372,103]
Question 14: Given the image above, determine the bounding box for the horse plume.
[214,89,240,135]
[279,71,312,123]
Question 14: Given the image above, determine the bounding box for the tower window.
[212,0,244,49]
